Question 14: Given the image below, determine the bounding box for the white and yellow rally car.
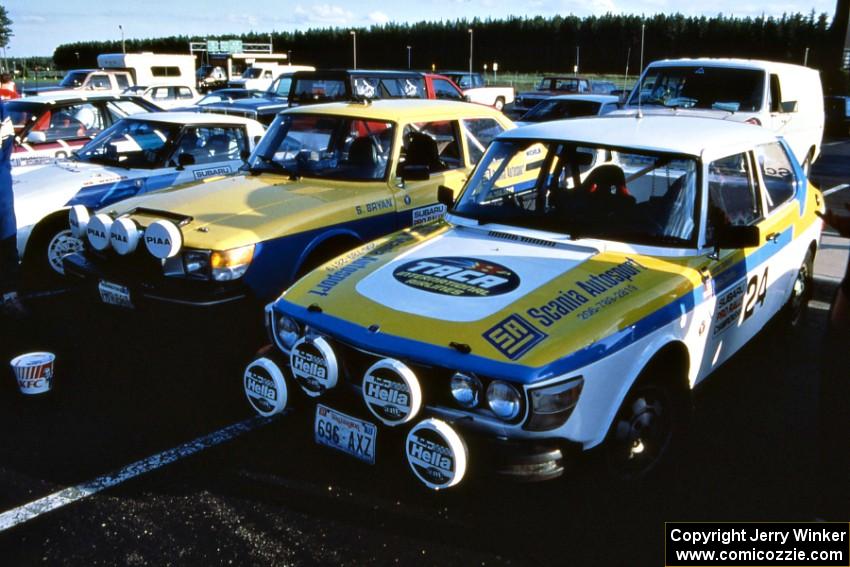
[247,114,823,490]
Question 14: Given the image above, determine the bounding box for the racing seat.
[404,132,444,172]
[347,137,378,178]
[206,134,233,161]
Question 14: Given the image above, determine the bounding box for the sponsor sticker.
[289,336,338,397]
[713,280,746,336]
[361,359,422,426]
[193,165,232,180]
[243,357,288,416]
[392,257,520,297]
[405,419,467,490]
[411,204,447,227]
[483,314,547,361]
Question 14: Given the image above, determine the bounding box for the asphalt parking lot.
[0,140,848,566]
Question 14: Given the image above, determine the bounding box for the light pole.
[75,51,80,66]
[119,25,125,54]
[407,45,412,69]
[269,33,273,53]
[575,45,580,76]
[287,50,292,64]
[350,30,357,70]
[468,28,473,79]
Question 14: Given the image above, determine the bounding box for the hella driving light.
[275,314,301,350]
[486,380,522,421]
[526,377,584,431]
[450,372,482,408]
[211,244,255,281]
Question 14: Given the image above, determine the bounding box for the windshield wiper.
[251,156,299,180]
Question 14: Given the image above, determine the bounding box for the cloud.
[369,11,390,25]
[226,13,259,27]
[293,4,356,26]
[18,15,48,24]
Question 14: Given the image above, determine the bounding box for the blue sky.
[6,0,837,56]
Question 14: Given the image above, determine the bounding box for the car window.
[433,79,463,101]
[105,100,152,120]
[171,126,248,166]
[250,114,395,181]
[454,140,698,245]
[115,74,130,90]
[39,103,105,141]
[177,87,193,99]
[76,119,182,169]
[264,70,273,78]
[151,87,170,100]
[462,118,506,164]
[631,66,765,112]
[89,74,111,90]
[706,152,761,244]
[402,121,463,171]
[755,142,797,213]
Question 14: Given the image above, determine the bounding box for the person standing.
[0,72,17,99]
[0,100,24,318]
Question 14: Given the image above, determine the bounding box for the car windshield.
[242,68,264,79]
[453,139,698,247]
[59,71,89,88]
[75,118,182,169]
[197,90,261,105]
[248,113,395,181]
[521,100,601,122]
[627,66,765,112]
[268,76,292,97]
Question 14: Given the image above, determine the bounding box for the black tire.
[782,249,815,329]
[21,213,84,289]
[602,363,689,481]
[294,237,360,280]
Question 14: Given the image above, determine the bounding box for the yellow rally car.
[247,115,824,490]
[62,100,513,309]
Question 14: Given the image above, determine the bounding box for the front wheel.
[782,249,815,328]
[22,214,84,289]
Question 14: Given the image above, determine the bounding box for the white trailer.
[97,53,197,90]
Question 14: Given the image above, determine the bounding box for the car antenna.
[637,23,645,120]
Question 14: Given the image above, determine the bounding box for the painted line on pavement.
[0,415,275,532]
[823,184,850,197]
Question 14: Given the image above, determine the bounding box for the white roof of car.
[545,94,620,103]
[124,111,260,126]
[17,93,143,104]
[503,114,778,156]
[645,57,816,74]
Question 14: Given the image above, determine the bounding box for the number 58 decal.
[743,266,768,321]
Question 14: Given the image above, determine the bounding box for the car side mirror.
[716,225,760,250]
[780,100,798,113]
[25,131,47,144]
[176,153,196,170]
[400,163,430,182]
[437,185,455,208]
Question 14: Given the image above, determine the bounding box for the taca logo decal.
[392,257,520,297]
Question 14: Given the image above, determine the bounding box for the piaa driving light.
[486,380,522,421]
[211,244,255,281]
[275,314,301,350]
[526,377,584,431]
[450,372,482,408]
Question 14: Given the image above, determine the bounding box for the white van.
[621,58,824,170]
[98,53,197,90]
[229,64,314,91]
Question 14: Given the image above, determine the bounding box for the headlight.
[486,380,522,421]
[275,314,301,350]
[211,244,255,281]
[450,372,482,408]
[526,377,584,431]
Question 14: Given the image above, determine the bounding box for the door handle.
[766,232,781,243]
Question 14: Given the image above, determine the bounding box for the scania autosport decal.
[392,257,520,297]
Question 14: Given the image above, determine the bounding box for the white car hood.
[354,227,598,323]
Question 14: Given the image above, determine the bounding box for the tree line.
[52,12,835,76]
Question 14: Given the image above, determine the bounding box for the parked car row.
[4,56,828,491]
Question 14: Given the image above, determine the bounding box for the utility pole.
[350,30,357,69]
[468,28,473,78]
[119,25,125,54]
[407,45,412,69]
